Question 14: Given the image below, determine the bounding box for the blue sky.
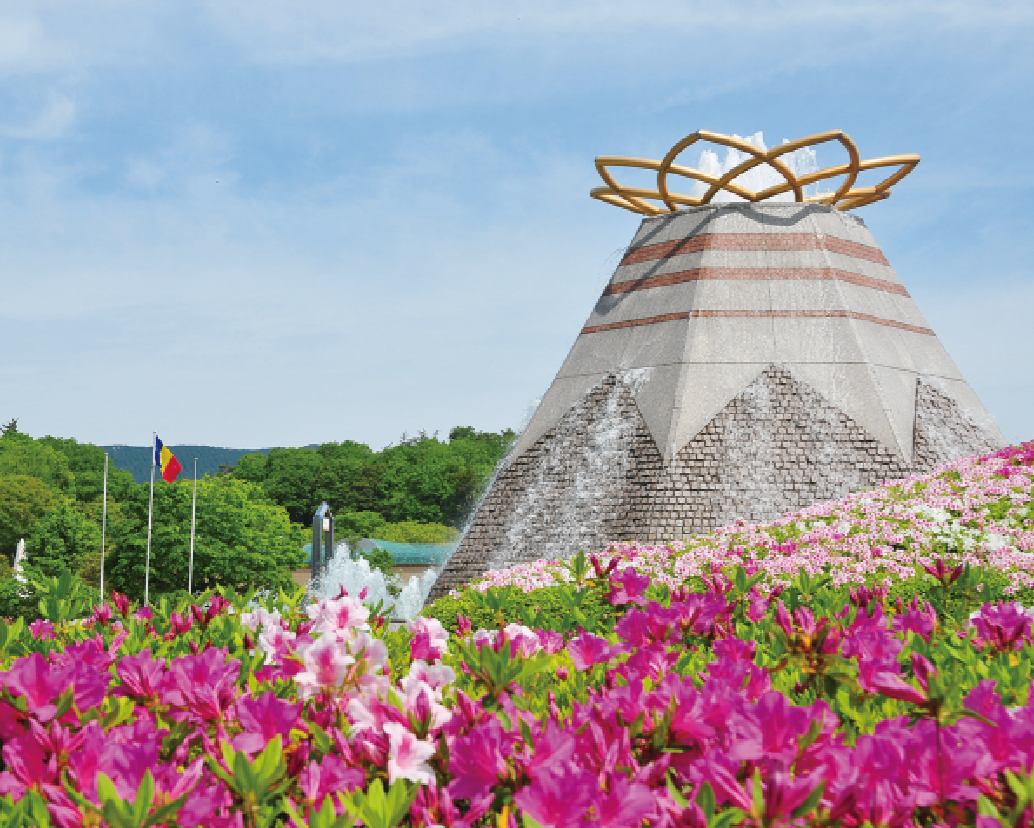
[1,2,1032,450]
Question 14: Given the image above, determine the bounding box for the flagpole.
[99,453,108,603]
[188,457,197,594]
[145,431,156,607]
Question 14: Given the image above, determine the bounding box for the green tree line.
[0,423,306,608]
[0,421,514,609]
[229,426,515,537]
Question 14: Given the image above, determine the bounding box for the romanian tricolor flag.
[155,436,183,483]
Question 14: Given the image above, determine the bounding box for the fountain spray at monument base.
[309,551,439,620]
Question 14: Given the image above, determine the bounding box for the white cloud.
[0,94,75,141]
[0,1,1029,76]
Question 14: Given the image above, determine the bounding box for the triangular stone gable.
[636,364,911,540]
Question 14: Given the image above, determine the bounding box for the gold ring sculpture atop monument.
[591,130,919,215]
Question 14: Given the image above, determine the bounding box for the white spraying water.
[310,550,438,620]
[498,368,653,568]
[13,539,25,583]
[690,132,823,202]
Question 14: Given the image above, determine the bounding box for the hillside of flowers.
[457,441,1034,603]
[0,441,1032,826]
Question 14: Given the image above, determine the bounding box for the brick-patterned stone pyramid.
[429,137,1006,599]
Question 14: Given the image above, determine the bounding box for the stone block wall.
[636,366,911,539]
[913,378,1004,474]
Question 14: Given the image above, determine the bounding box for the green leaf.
[284,796,358,828]
[97,770,156,828]
[713,808,747,828]
[665,774,688,808]
[695,781,716,819]
[976,795,1003,818]
[350,779,417,828]
[132,772,155,826]
[750,767,763,817]
[95,772,120,807]
[309,721,334,754]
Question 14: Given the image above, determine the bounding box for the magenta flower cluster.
[0,575,1032,825]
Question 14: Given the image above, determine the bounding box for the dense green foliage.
[337,514,458,544]
[0,426,305,611]
[0,475,60,555]
[230,426,514,529]
[424,580,611,635]
[100,476,306,597]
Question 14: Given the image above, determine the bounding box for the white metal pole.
[99,453,108,602]
[188,457,197,594]
[144,432,156,607]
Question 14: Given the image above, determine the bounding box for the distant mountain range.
[101,444,314,483]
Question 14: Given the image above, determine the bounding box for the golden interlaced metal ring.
[591,129,919,215]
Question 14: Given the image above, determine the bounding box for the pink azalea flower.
[448,718,514,800]
[257,623,297,666]
[921,557,964,585]
[166,611,194,639]
[536,629,565,655]
[294,634,355,699]
[347,694,400,734]
[297,754,364,808]
[241,606,281,632]
[163,647,241,722]
[383,721,435,785]
[403,660,456,696]
[0,653,71,723]
[28,619,56,640]
[970,601,1033,652]
[0,729,57,797]
[892,597,937,642]
[567,633,613,670]
[871,671,927,705]
[456,614,473,637]
[403,680,452,731]
[524,721,576,781]
[307,595,370,636]
[111,592,131,619]
[595,774,656,827]
[407,616,450,661]
[232,691,304,755]
[514,764,595,827]
[501,624,542,657]
[605,566,650,606]
[115,648,168,701]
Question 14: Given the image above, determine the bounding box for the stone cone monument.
[429,130,1006,599]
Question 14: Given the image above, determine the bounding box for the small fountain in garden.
[12,538,26,583]
[308,541,438,620]
[427,128,1007,600]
